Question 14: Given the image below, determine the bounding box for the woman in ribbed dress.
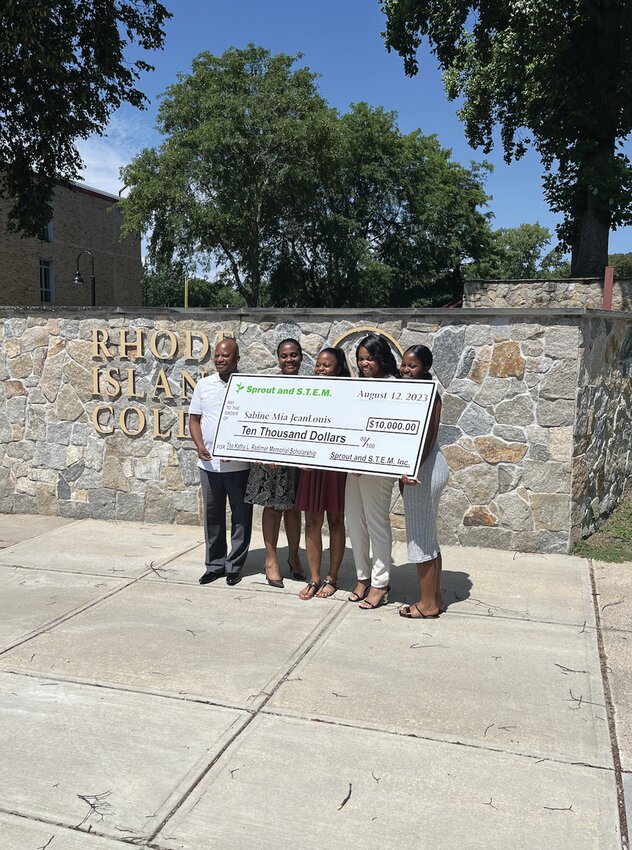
[398,344,448,619]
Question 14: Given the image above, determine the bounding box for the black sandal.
[316,578,337,597]
[299,581,320,600]
[348,584,370,603]
[399,603,440,619]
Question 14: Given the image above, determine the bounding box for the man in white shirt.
[189,338,252,586]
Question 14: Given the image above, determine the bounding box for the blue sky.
[78,0,631,254]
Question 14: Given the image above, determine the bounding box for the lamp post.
[74,251,96,306]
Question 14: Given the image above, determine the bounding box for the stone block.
[70,423,90,446]
[63,358,94,402]
[458,403,495,437]
[59,499,91,519]
[520,338,544,357]
[457,463,499,503]
[440,393,468,425]
[495,395,535,425]
[458,525,512,549]
[437,424,463,446]
[88,488,117,519]
[463,505,498,526]
[54,384,85,422]
[21,326,49,351]
[33,443,67,470]
[545,325,579,359]
[511,530,570,554]
[5,441,35,460]
[489,341,525,378]
[464,324,493,346]
[39,351,65,401]
[173,490,200,513]
[46,422,73,445]
[530,493,571,531]
[493,425,526,443]
[63,460,86,481]
[5,337,20,357]
[468,348,492,383]
[473,436,528,464]
[522,459,571,493]
[84,438,105,471]
[432,326,465,387]
[540,359,580,400]
[13,494,37,514]
[495,491,532,532]
[441,445,483,470]
[489,319,511,341]
[498,463,523,493]
[163,465,185,491]
[134,455,161,480]
[102,456,130,492]
[57,477,71,499]
[473,378,509,407]
[8,353,33,379]
[455,346,476,379]
[144,482,176,523]
[443,378,477,401]
[115,492,146,522]
[4,380,26,397]
[548,426,574,462]
[537,398,576,427]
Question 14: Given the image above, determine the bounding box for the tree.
[0,0,170,236]
[467,222,555,278]
[142,264,246,308]
[121,45,336,307]
[269,102,492,307]
[608,252,632,278]
[381,0,632,276]
[122,49,493,308]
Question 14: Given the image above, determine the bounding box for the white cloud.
[75,108,157,195]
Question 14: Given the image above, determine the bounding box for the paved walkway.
[0,514,629,849]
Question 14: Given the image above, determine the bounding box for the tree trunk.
[570,196,609,277]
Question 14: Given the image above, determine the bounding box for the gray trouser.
[200,468,253,575]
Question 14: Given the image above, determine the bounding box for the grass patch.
[573,494,632,563]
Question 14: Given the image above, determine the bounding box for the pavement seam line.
[0,543,205,658]
[257,707,617,771]
[589,556,630,850]
[145,600,350,844]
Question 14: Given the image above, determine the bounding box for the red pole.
[603,265,614,310]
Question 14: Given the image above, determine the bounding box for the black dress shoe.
[226,572,242,586]
[199,570,225,585]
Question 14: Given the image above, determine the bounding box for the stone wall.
[0,306,630,554]
[572,317,632,541]
[464,278,632,311]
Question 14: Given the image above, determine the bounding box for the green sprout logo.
[235,382,245,393]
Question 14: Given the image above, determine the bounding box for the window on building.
[39,259,55,303]
[42,221,53,242]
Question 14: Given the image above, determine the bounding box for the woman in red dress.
[295,347,350,600]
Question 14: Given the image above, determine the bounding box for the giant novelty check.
[212,374,438,478]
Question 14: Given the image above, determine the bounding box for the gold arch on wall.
[332,326,404,356]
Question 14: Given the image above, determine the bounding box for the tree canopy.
[121,45,492,307]
[380,0,632,276]
[466,223,571,279]
[0,0,170,235]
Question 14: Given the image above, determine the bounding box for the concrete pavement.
[0,514,629,849]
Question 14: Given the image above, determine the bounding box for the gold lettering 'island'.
[213,374,438,478]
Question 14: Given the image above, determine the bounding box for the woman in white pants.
[346,334,399,609]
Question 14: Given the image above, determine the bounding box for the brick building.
[0,182,142,306]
